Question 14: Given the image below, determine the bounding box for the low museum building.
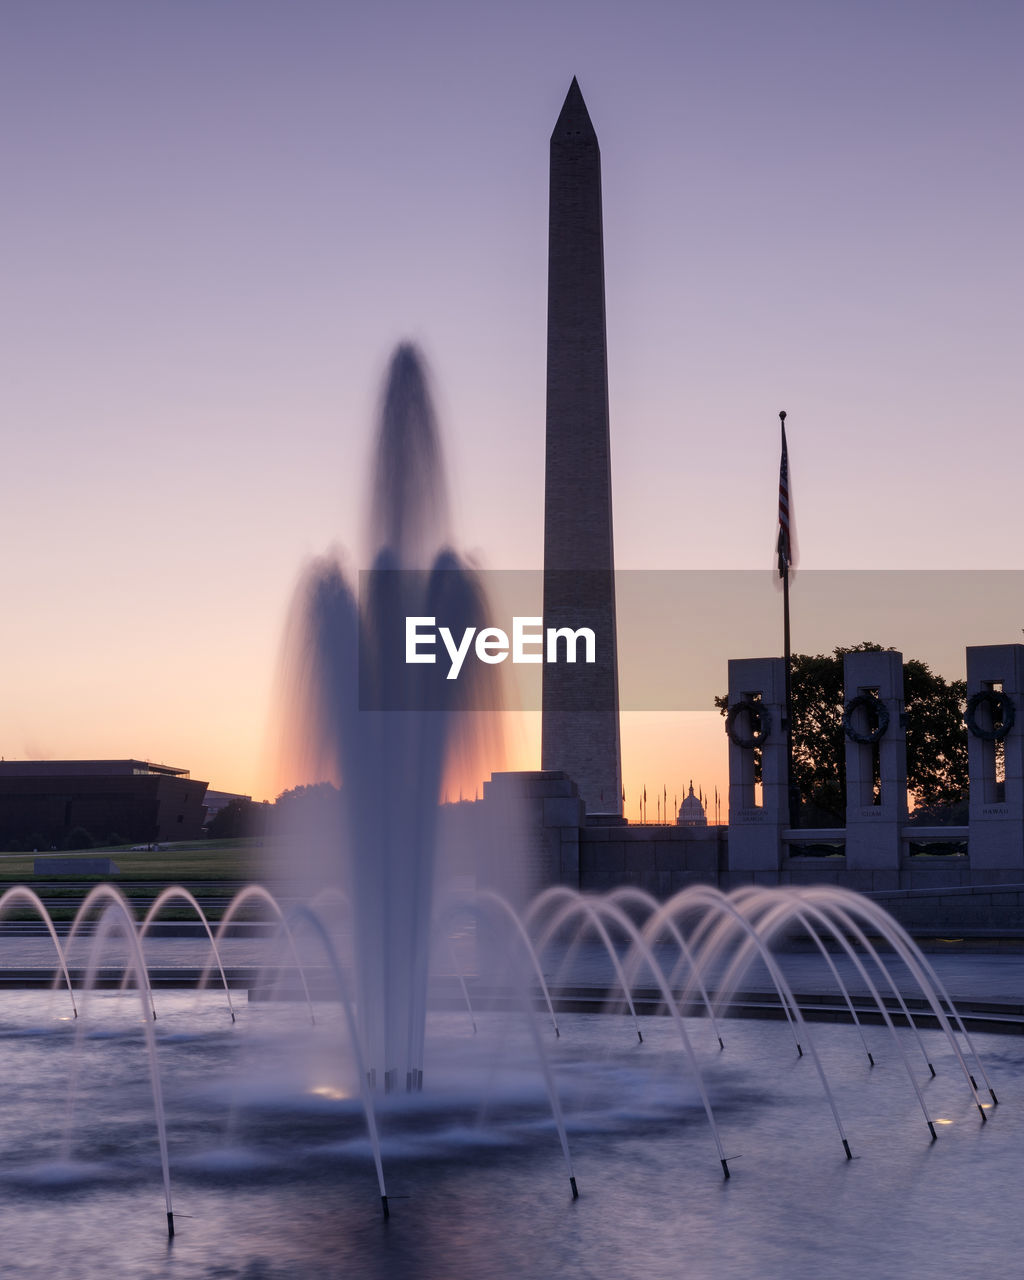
[0,759,208,848]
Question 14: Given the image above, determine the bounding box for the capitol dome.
[677,782,707,827]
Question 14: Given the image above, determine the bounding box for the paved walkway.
[539,944,1024,1008]
[1,932,1022,1011]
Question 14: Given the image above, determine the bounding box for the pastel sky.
[1,2,1021,813]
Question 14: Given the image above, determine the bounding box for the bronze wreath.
[843,693,890,744]
[965,689,1015,741]
[725,699,771,748]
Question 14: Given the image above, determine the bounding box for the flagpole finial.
[779,410,787,423]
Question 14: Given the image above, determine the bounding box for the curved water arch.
[527,888,644,1043]
[608,885,726,1050]
[791,892,936,1071]
[1,886,77,1017]
[58,881,141,979]
[788,888,966,1071]
[796,887,994,1113]
[128,887,237,1023]
[442,932,477,1035]
[816,887,996,1103]
[729,886,883,1052]
[288,904,390,1216]
[424,892,478,1035]
[433,894,579,1198]
[434,889,560,1038]
[659,885,854,1160]
[475,889,561,1036]
[688,891,833,1055]
[661,888,805,1054]
[734,885,937,1079]
[730,887,877,1065]
[727,888,939,1140]
[728,884,928,1069]
[60,887,176,1236]
[523,886,619,1021]
[527,888,731,1178]
[308,884,351,919]
[200,885,316,1026]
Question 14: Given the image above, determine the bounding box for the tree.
[717,643,968,825]
[206,799,268,840]
[61,826,95,851]
[274,782,341,813]
[272,782,342,830]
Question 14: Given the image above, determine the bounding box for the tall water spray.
[280,344,493,1090]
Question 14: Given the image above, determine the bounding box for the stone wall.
[484,764,1024,932]
[481,770,585,906]
[864,882,1024,933]
[579,823,725,896]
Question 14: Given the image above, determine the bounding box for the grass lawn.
[0,838,274,883]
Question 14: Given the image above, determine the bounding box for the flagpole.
[779,410,797,830]
[783,527,795,829]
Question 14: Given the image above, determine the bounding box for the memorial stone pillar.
[843,650,907,878]
[966,644,1024,872]
[726,658,787,874]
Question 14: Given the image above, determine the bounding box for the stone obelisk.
[541,78,622,816]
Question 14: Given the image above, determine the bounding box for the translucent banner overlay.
[357,570,1020,712]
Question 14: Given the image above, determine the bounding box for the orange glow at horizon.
[440,709,729,822]
[262,707,729,820]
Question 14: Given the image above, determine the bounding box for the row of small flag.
[631,784,721,825]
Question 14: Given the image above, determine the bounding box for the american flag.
[777,411,793,578]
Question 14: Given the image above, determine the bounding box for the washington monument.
[541,78,623,816]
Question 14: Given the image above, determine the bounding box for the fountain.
[0,346,1018,1276]
[275,343,499,1101]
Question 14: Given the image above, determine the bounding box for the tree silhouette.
[717,643,967,825]
[207,798,268,840]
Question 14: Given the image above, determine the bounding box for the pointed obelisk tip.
[553,76,596,140]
